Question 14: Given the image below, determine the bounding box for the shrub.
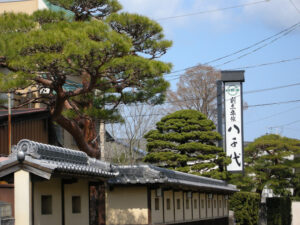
[266,197,292,225]
[229,192,260,225]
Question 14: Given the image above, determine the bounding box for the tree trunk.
[55,115,100,158]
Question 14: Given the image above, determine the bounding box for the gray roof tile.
[0,140,237,193]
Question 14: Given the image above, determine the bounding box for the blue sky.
[119,0,300,142]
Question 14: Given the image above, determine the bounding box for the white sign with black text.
[224,82,243,172]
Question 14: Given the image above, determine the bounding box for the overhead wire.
[204,22,300,66]
[163,20,300,79]
[119,81,300,107]
[121,98,300,118]
[213,23,300,67]
[246,105,300,124]
[289,0,300,14]
[156,0,269,21]
[165,56,300,81]
[247,99,300,108]
[229,56,300,70]
[272,118,300,128]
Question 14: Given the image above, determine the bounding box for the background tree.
[0,1,172,158]
[107,103,166,164]
[167,65,221,123]
[144,109,231,179]
[241,134,300,196]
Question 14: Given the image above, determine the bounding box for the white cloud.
[118,0,234,35]
[117,0,300,36]
[119,0,183,20]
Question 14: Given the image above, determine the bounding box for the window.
[224,200,227,208]
[177,199,180,210]
[219,200,222,209]
[186,199,189,209]
[208,199,210,208]
[214,200,216,208]
[194,199,197,209]
[41,195,52,215]
[166,198,171,210]
[72,196,81,214]
[155,198,159,210]
[201,199,205,209]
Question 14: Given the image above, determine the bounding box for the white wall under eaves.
[38,0,48,10]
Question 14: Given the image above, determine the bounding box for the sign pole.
[221,71,245,173]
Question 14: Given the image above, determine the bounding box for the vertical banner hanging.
[221,71,245,173]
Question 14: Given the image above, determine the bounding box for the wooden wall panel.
[0,184,14,216]
[0,119,49,156]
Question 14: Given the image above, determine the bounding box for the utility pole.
[217,80,223,148]
[99,121,105,160]
[8,93,11,154]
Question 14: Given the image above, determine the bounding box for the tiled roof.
[0,140,117,179]
[109,165,237,193]
[0,140,238,193]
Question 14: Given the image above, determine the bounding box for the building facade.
[0,0,47,14]
[0,140,237,225]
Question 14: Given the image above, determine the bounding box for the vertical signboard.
[224,82,243,172]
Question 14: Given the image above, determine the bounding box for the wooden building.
[0,109,51,156]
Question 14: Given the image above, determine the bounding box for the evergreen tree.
[144,109,231,179]
[0,1,172,157]
[240,134,300,196]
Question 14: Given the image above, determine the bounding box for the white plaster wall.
[207,197,212,218]
[174,191,183,222]
[151,190,163,224]
[192,193,199,220]
[213,194,218,217]
[184,193,192,221]
[224,198,228,216]
[14,170,31,225]
[292,201,300,225]
[38,0,47,9]
[107,186,148,225]
[64,179,89,225]
[34,178,62,225]
[218,195,224,217]
[164,190,174,223]
[200,193,206,219]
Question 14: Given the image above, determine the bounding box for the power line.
[281,119,300,127]
[156,0,269,21]
[289,0,300,14]
[165,56,300,81]
[271,118,300,128]
[246,105,300,124]
[120,81,300,108]
[230,56,300,70]
[122,98,300,118]
[245,82,300,94]
[247,99,300,108]
[204,21,300,66]
[213,23,300,67]
[163,21,300,78]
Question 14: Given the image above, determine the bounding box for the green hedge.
[266,197,292,225]
[229,192,260,225]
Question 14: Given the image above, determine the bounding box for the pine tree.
[244,134,300,196]
[0,1,172,157]
[144,109,230,179]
